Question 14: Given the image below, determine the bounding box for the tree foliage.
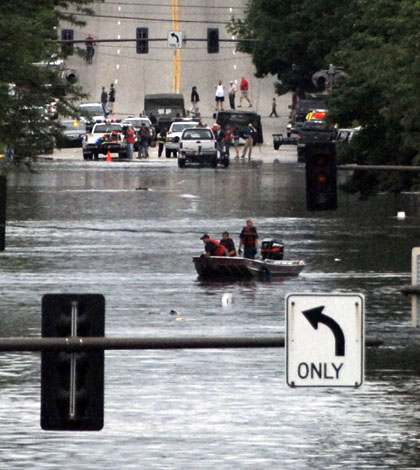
[0,0,98,161]
[230,0,420,197]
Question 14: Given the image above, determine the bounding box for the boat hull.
[193,256,305,280]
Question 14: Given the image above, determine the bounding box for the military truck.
[143,93,186,133]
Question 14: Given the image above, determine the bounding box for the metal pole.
[69,301,78,420]
[0,335,383,352]
[55,38,255,44]
[338,165,420,172]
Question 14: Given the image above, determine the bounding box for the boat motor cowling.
[261,239,284,260]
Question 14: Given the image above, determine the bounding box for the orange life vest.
[206,239,226,256]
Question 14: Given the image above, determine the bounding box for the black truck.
[216,110,263,144]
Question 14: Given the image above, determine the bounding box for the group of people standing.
[200,219,259,260]
[189,77,253,115]
[214,77,253,111]
[100,84,116,115]
[211,122,257,160]
[125,123,151,159]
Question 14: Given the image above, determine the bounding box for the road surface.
[61,1,292,121]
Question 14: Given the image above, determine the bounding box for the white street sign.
[286,293,364,388]
[168,31,184,49]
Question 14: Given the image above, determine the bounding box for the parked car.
[178,127,227,168]
[297,120,336,161]
[165,119,200,158]
[57,119,87,147]
[78,102,106,131]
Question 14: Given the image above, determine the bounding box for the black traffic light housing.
[207,28,219,53]
[136,27,149,53]
[305,143,337,211]
[61,29,74,56]
[41,294,105,431]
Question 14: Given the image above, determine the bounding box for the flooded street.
[1,158,420,469]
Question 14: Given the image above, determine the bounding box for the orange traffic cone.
[106,151,112,162]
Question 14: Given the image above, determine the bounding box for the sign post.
[286,293,364,388]
[410,247,420,327]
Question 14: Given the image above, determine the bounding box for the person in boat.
[219,231,237,256]
[200,234,226,257]
[238,218,259,259]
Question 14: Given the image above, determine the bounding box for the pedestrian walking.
[108,83,116,114]
[238,77,252,107]
[269,97,278,117]
[228,81,237,110]
[215,80,225,112]
[100,86,108,116]
[190,86,200,115]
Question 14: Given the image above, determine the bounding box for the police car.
[82,119,127,160]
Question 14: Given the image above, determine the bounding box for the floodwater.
[1,159,420,469]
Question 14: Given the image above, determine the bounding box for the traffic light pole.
[0,335,383,351]
[55,38,256,44]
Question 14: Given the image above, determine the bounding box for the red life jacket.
[206,239,226,256]
[240,227,258,246]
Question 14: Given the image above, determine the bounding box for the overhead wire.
[60,11,232,25]
[99,1,244,10]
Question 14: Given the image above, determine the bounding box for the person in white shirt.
[215,80,225,111]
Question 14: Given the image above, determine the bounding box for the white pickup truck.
[82,121,127,160]
[178,127,229,168]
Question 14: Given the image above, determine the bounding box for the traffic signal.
[305,143,337,211]
[41,294,105,431]
[61,29,74,56]
[136,27,149,54]
[207,28,219,53]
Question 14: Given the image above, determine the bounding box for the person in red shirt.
[200,234,226,257]
[125,126,136,159]
[238,77,252,108]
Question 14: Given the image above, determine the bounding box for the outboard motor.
[261,239,284,260]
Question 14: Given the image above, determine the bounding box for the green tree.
[328,0,420,197]
[0,0,98,162]
[230,0,420,198]
[228,0,357,95]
